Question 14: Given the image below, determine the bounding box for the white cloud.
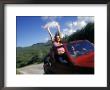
[62,16,94,37]
[73,22,77,26]
[66,22,73,28]
[77,16,94,29]
[43,21,60,29]
[62,28,76,37]
[78,21,87,28]
[78,16,94,23]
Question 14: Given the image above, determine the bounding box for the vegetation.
[16,43,51,68]
[16,23,94,68]
[63,23,94,43]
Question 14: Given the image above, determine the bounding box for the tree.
[66,23,94,43]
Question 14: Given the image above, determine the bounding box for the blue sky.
[16,16,94,47]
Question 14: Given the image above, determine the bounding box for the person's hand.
[57,47,65,55]
[47,26,50,31]
[58,51,65,55]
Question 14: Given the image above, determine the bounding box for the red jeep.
[43,40,94,74]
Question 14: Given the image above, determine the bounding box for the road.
[17,63,44,74]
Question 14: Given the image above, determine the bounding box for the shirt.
[53,42,65,54]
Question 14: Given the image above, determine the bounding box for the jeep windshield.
[67,40,94,57]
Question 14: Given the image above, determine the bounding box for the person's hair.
[54,32,62,42]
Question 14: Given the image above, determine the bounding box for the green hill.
[16,42,51,68]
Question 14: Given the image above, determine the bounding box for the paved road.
[17,63,44,74]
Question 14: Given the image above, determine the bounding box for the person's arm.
[47,27,54,42]
[57,25,62,39]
